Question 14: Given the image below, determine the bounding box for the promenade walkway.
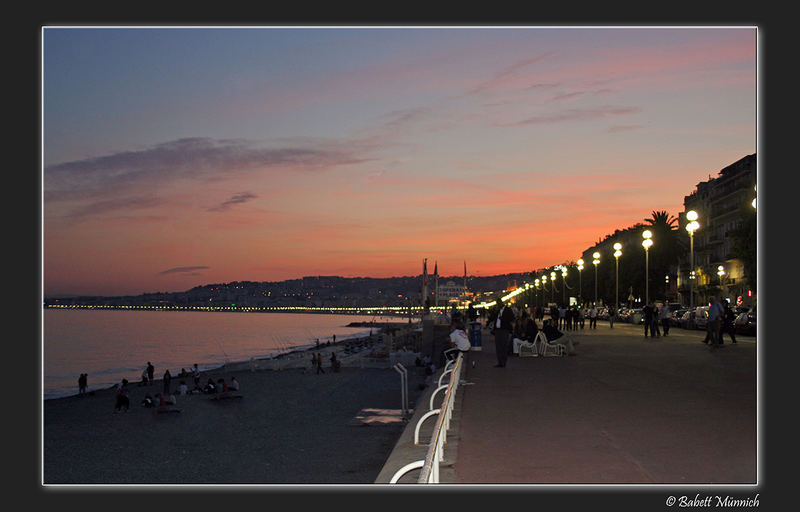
[379,318,757,485]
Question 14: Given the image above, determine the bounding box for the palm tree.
[641,211,680,301]
[644,210,678,230]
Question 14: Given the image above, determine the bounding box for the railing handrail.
[417,353,462,483]
[387,352,463,484]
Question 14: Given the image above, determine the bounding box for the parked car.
[694,306,709,330]
[734,310,756,336]
[671,308,689,327]
[679,307,708,330]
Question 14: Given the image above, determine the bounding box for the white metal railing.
[388,352,464,484]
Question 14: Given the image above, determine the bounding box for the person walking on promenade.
[651,303,661,337]
[557,305,566,330]
[608,306,615,329]
[163,369,172,394]
[588,304,598,329]
[660,300,672,336]
[578,305,585,329]
[78,373,87,396]
[315,353,325,374]
[722,301,737,344]
[492,301,516,367]
[643,302,654,337]
[707,297,725,349]
[146,362,154,386]
[192,364,200,388]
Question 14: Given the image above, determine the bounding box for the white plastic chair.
[518,338,538,357]
[537,331,566,357]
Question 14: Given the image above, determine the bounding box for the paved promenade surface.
[444,320,757,485]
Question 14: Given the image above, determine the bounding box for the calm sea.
[43,309,392,399]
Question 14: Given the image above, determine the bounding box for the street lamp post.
[577,259,584,305]
[642,230,653,305]
[613,243,622,314]
[592,252,600,305]
[686,211,700,308]
[550,271,556,304]
[717,265,726,300]
[534,278,540,309]
[561,266,567,304]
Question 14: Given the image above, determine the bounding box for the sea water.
[43,308,392,399]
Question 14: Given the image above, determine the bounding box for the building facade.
[678,153,756,307]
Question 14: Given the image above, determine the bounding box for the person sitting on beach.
[142,393,155,408]
[229,376,240,391]
[155,393,179,413]
[178,380,188,395]
[204,378,216,394]
[139,369,149,387]
[217,378,229,393]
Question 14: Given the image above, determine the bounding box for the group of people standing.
[642,301,672,337]
[703,297,738,349]
[311,351,341,374]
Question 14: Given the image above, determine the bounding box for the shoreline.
[44,322,420,401]
[43,339,428,484]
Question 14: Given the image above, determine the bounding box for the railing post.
[393,363,408,418]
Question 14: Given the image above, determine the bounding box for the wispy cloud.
[207,192,258,212]
[45,137,374,221]
[498,105,641,127]
[467,52,556,95]
[158,266,210,275]
[45,137,371,199]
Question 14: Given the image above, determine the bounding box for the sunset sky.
[42,26,757,297]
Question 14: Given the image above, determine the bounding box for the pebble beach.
[43,343,427,485]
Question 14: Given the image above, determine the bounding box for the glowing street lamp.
[613,243,622,313]
[577,258,584,304]
[592,252,601,304]
[550,271,556,304]
[561,266,568,303]
[685,210,700,308]
[717,265,726,289]
[534,278,541,308]
[642,230,653,305]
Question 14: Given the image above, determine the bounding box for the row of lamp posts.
[528,204,749,311]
